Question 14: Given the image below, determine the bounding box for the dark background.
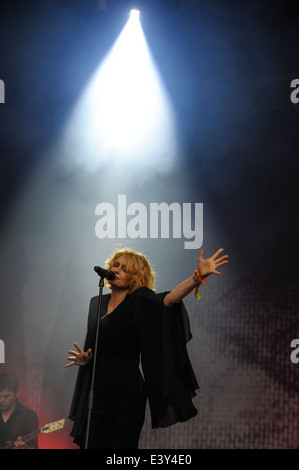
[0,0,298,449]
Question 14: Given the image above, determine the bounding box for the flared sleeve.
[133,287,199,428]
[68,296,101,448]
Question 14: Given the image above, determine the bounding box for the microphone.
[94,266,116,280]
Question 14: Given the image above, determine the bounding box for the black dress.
[68,287,199,449]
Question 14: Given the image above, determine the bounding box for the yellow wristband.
[193,271,207,285]
[193,271,206,299]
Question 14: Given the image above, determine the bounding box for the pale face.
[110,255,133,291]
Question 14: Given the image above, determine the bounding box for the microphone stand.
[84,274,105,449]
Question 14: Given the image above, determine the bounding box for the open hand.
[197,248,228,279]
[65,342,92,368]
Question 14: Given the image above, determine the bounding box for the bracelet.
[193,270,207,285]
[193,271,207,299]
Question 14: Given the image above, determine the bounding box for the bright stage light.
[130,9,140,19]
[59,9,178,174]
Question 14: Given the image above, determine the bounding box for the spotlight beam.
[59,9,178,173]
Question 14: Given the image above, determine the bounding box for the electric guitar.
[1,418,65,449]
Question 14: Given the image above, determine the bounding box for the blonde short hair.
[105,248,155,293]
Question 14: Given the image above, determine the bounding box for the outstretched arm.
[163,248,228,307]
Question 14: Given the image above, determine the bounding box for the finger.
[73,342,83,353]
[67,355,77,361]
[215,258,229,266]
[67,350,79,356]
[199,249,204,260]
[216,260,229,268]
[215,255,228,263]
[65,361,75,368]
[211,248,224,260]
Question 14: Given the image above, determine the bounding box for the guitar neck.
[1,418,65,449]
[2,429,41,449]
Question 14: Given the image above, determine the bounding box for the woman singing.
[66,247,228,449]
